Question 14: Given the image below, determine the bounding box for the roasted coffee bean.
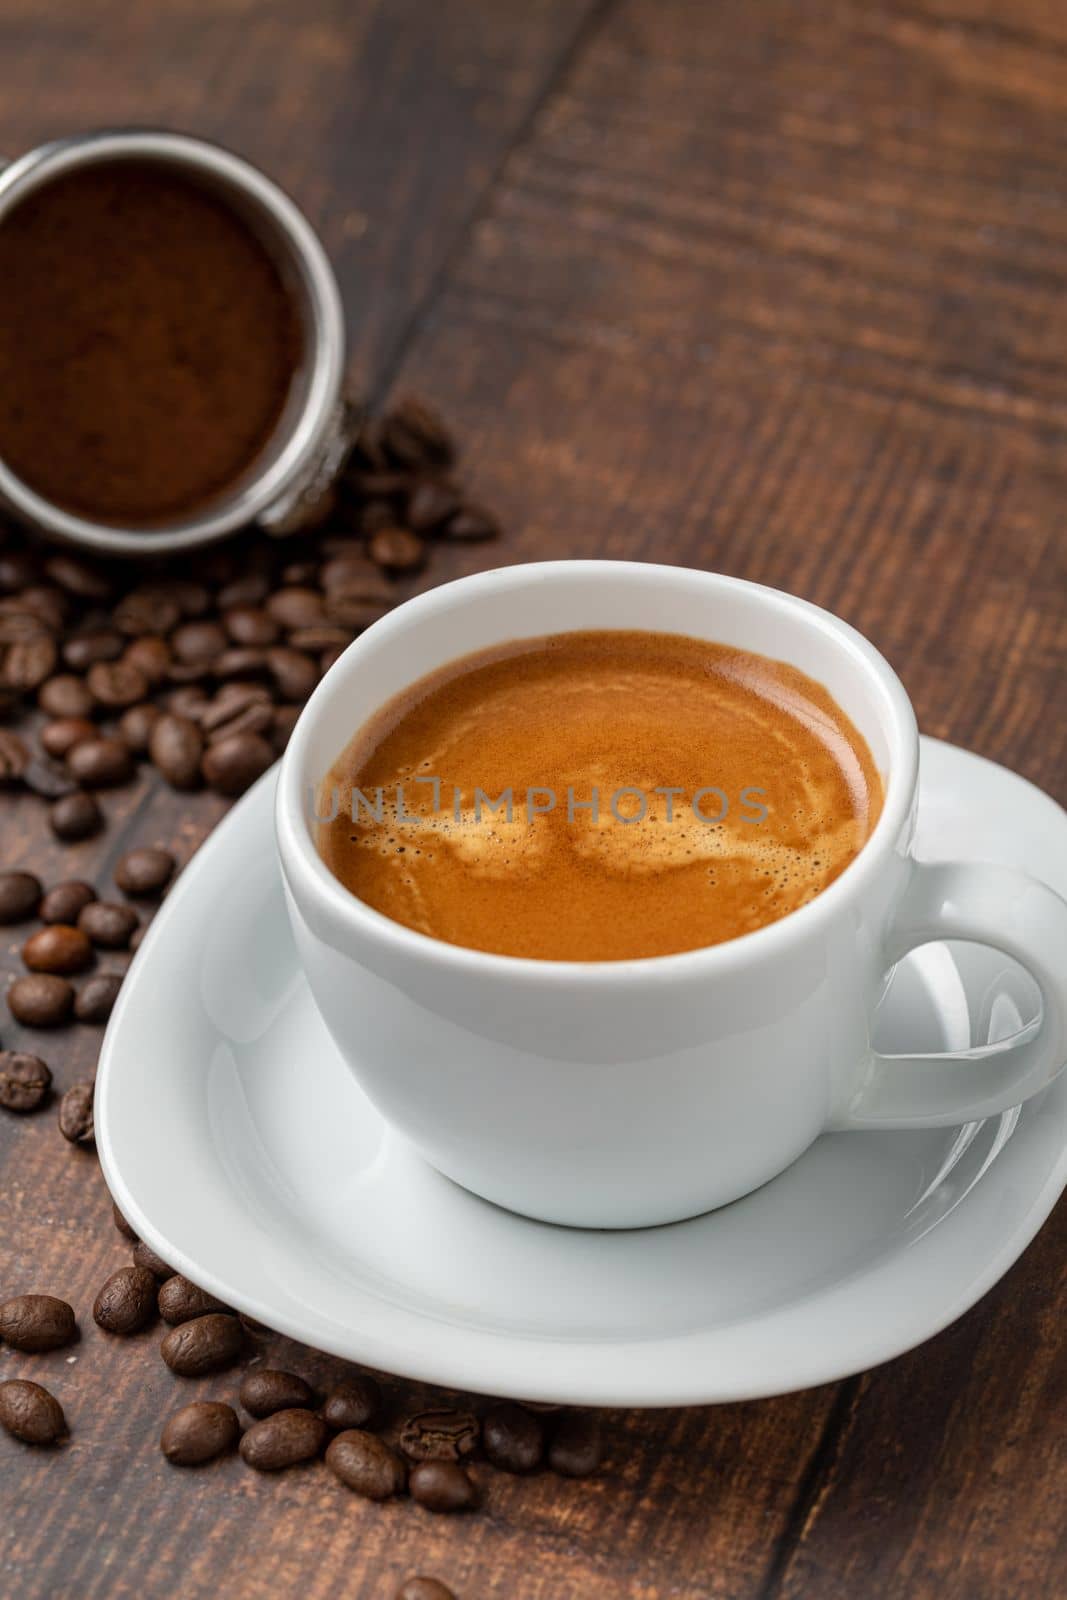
[58,1080,95,1144]
[482,1402,545,1474]
[63,629,123,670]
[266,646,317,701]
[129,923,148,953]
[168,580,212,619]
[239,1368,315,1418]
[0,1293,77,1351]
[213,647,269,681]
[369,528,425,572]
[74,972,123,1024]
[161,1401,240,1466]
[547,1411,603,1477]
[239,1407,326,1471]
[286,625,352,652]
[397,1580,457,1600]
[0,728,30,783]
[8,973,74,1027]
[161,1312,242,1376]
[149,713,203,789]
[132,1240,173,1279]
[205,700,274,745]
[0,870,42,923]
[201,731,274,797]
[324,595,391,630]
[41,716,96,760]
[114,590,181,637]
[171,620,226,666]
[266,587,324,629]
[321,1375,383,1432]
[319,557,393,602]
[223,607,279,647]
[114,847,174,897]
[118,701,163,752]
[40,881,96,924]
[19,587,70,630]
[406,480,461,533]
[199,682,271,730]
[325,1429,406,1499]
[112,1202,139,1242]
[1,635,58,691]
[399,1409,480,1463]
[44,552,112,601]
[24,755,78,800]
[381,398,455,469]
[158,1276,231,1325]
[164,685,209,719]
[86,659,149,709]
[67,736,134,788]
[409,1460,478,1513]
[93,1266,158,1335]
[218,573,270,609]
[0,1380,67,1445]
[22,924,93,976]
[38,674,93,719]
[49,790,103,841]
[445,505,500,542]
[78,900,138,950]
[0,1051,52,1112]
[281,560,319,586]
[0,552,38,591]
[0,607,51,645]
[123,636,171,685]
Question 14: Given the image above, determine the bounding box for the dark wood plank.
[1,0,1066,1597]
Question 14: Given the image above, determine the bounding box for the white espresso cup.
[275,561,1067,1228]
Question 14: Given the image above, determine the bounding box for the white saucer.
[97,738,1067,1406]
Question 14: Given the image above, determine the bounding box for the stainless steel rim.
[0,129,346,556]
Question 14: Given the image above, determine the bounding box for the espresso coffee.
[317,631,883,961]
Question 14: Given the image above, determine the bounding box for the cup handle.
[830,860,1067,1129]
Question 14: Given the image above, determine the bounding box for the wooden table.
[2,3,1065,1595]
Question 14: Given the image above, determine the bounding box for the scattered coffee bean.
[93,1266,158,1335]
[444,505,500,542]
[58,1080,95,1144]
[49,790,103,841]
[114,846,175,897]
[78,900,139,950]
[73,972,123,1024]
[548,1411,603,1477]
[239,1368,315,1418]
[0,1380,67,1445]
[266,646,317,702]
[0,870,42,923]
[399,1408,480,1463]
[129,923,148,953]
[40,716,97,760]
[161,1401,240,1466]
[44,553,111,602]
[483,1402,545,1474]
[0,728,31,784]
[157,1276,231,1325]
[224,606,279,647]
[131,1240,173,1279]
[112,1201,139,1242]
[38,674,94,719]
[22,924,94,976]
[122,637,171,685]
[160,1401,239,1465]
[1,635,58,692]
[369,527,425,572]
[0,1050,52,1112]
[160,1313,242,1376]
[8,973,75,1027]
[114,590,181,638]
[200,731,274,796]
[240,1407,327,1471]
[23,755,78,801]
[86,659,149,710]
[272,705,302,750]
[149,714,203,789]
[325,1429,407,1500]
[39,880,96,924]
[63,629,123,670]
[66,736,134,788]
[380,398,455,470]
[0,1293,77,1351]
[319,557,393,602]
[396,1581,457,1600]
[171,619,227,666]
[409,1460,478,1513]
[406,480,460,533]
[321,1375,383,1432]
[266,587,324,629]
[117,701,163,751]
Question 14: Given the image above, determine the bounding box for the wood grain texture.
[1,1,1065,1597]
